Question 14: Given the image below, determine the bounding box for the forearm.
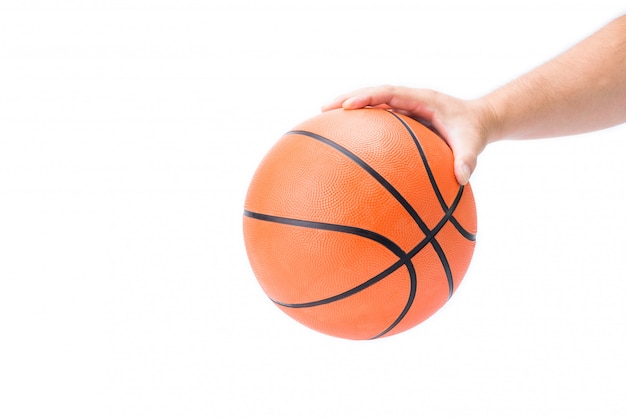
[483,15,626,142]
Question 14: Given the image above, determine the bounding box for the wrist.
[470,97,501,146]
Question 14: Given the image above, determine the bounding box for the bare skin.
[322,15,626,185]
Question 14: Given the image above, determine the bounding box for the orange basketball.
[243,108,477,340]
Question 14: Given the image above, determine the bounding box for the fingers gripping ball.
[243,108,477,340]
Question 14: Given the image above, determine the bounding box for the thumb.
[446,133,480,185]
[439,126,484,185]
[453,155,476,186]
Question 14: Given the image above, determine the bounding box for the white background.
[1,1,625,417]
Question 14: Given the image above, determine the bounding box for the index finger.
[321,86,395,111]
[322,86,437,121]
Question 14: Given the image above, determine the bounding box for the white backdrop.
[1,1,625,417]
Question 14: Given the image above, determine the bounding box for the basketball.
[243,108,477,340]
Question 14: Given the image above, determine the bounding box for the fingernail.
[457,163,471,185]
[341,99,353,108]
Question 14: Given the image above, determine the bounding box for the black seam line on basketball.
[288,129,456,297]
[387,112,476,242]
[243,209,418,329]
[287,130,432,235]
[451,218,476,241]
[244,209,406,258]
[245,210,418,339]
[370,258,417,340]
[244,185,464,309]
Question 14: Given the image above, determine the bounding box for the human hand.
[322,86,496,185]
